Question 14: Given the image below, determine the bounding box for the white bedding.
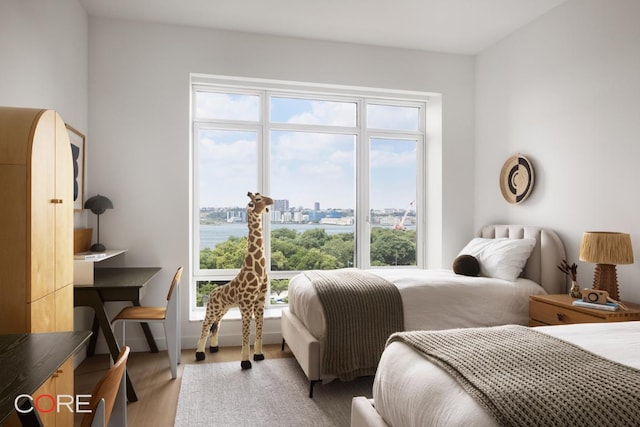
[373,322,640,427]
[288,268,546,340]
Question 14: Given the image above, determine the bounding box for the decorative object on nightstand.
[84,194,114,252]
[579,231,634,301]
[558,259,581,298]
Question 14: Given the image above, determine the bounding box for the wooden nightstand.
[529,294,640,326]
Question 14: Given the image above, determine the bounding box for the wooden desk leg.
[133,299,159,353]
[86,291,139,402]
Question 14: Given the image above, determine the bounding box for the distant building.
[320,216,354,226]
[309,211,324,223]
[227,209,246,223]
[314,202,320,211]
[274,199,289,213]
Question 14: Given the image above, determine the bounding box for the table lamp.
[579,231,634,301]
[84,194,113,252]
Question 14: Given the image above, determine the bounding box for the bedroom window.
[191,75,427,316]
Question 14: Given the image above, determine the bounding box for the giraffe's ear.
[247,191,254,198]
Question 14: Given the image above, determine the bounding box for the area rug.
[174,357,374,426]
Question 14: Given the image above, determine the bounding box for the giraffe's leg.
[195,315,214,361]
[195,295,225,361]
[209,321,220,353]
[253,291,267,362]
[239,306,253,369]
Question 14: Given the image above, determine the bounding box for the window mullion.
[356,99,370,269]
[416,135,426,268]
[262,91,271,289]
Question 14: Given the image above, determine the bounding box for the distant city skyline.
[200,200,414,214]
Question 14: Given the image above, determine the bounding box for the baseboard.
[182,331,283,350]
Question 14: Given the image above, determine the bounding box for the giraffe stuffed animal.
[195,192,274,369]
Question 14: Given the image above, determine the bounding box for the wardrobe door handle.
[51,199,63,204]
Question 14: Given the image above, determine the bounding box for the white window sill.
[189,306,284,322]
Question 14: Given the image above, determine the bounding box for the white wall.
[87,17,475,351]
[0,0,88,132]
[476,0,640,302]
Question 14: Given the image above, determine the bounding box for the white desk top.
[74,249,127,261]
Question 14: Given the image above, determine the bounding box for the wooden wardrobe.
[0,107,74,426]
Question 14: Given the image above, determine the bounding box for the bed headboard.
[476,225,567,295]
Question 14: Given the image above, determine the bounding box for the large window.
[191,76,427,316]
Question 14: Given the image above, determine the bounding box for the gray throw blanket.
[388,325,640,427]
[304,268,404,380]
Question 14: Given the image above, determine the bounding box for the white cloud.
[196,92,259,121]
[286,100,356,127]
[370,147,416,168]
[367,105,419,131]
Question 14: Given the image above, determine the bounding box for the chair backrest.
[80,346,130,427]
[166,266,183,302]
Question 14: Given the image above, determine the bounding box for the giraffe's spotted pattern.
[195,192,274,368]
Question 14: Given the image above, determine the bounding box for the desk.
[0,331,91,424]
[74,267,161,402]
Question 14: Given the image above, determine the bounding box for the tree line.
[197,227,416,305]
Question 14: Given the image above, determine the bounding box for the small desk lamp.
[84,194,113,252]
[579,231,634,301]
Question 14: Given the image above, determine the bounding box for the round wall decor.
[500,154,534,204]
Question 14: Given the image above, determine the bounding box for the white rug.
[174,357,374,427]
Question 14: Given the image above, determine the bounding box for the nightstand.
[529,294,640,326]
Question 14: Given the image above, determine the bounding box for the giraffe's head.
[247,192,274,214]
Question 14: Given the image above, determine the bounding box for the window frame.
[190,74,429,319]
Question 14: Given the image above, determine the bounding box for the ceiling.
[79,0,569,55]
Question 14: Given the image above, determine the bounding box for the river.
[199,222,355,250]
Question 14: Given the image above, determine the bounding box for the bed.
[352,321,640,427]
[281,225,567,396]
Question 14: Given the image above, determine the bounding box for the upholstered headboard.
[476,225,567,295]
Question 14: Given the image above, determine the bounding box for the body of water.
[199,222,355,250]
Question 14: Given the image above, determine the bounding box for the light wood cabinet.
[29,358,75,427]
[0,107,74,426]
[529,294,640,326]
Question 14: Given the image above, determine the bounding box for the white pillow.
[458,237,536,282]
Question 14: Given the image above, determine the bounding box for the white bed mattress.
[288,268,546,340]
[373,321,640,427]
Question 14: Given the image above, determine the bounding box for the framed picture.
[66,124,86,211]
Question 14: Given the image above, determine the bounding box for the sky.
[196,93,420,211]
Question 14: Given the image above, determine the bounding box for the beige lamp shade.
[579,232,634,265]
[579,231,633,301]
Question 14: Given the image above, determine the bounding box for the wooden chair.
[17,346,130,427]
[81,346,130,427]
[111,266,183,379]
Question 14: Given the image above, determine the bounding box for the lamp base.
[592,263,619,301]
[90,243,106,252]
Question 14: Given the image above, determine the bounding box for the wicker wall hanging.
[500,154,534,204]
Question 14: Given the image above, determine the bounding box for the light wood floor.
[73,344,292,427]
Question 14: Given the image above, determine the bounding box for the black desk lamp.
[84,194,113,252]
